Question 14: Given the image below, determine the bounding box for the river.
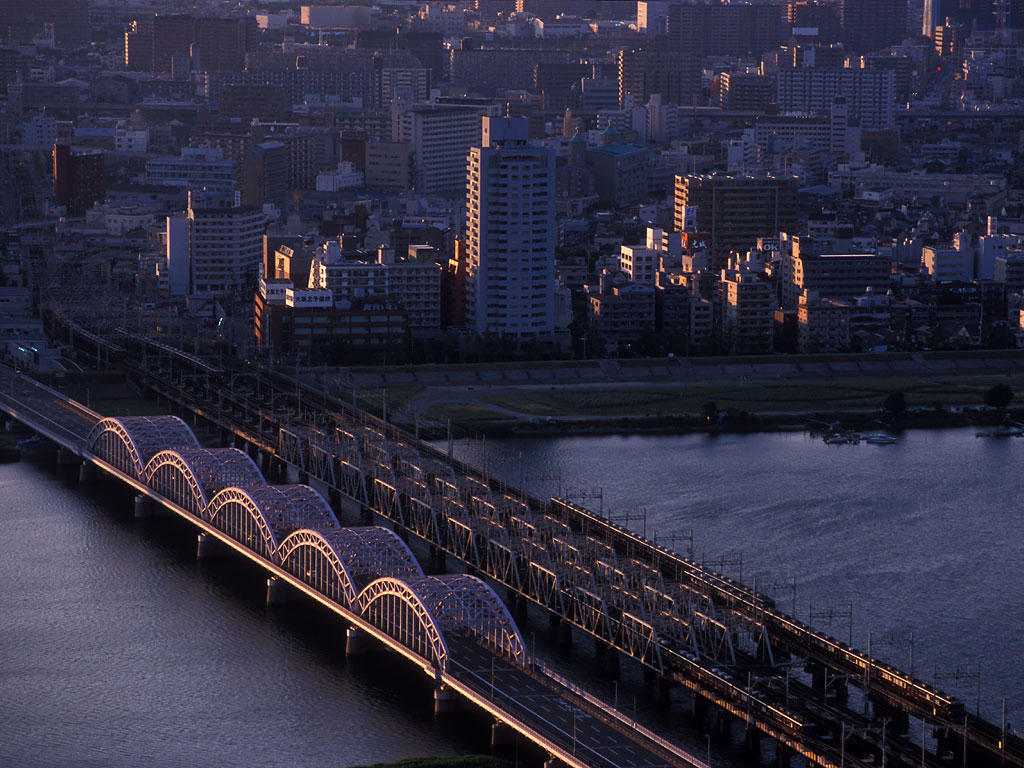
[1,426,1020,767]
[448,427,1024,730]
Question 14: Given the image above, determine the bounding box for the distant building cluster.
[3,0,1024,366]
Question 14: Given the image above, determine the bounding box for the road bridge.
[0,364,700,768]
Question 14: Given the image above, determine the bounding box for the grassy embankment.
[360,373,1024,436]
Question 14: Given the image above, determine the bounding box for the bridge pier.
[433,685,459,715]
[196,533,213,559]
[284,464,300,484]
[56,446,77,466]
[714,708,734,740]
[599,644,620,675]
[265,577,288,606]
[345,627,373,656]
[743,728,762,759]
[78,460,94,484]
[555,621,572,649]
[134,494,151,518]
[491,721,516,748]
[870,696,910,734]
[773,743,794,768]
[653,676,673,708]
[430,544,447,573]
[689,692,707,724]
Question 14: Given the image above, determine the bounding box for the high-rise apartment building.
[674,174,798,269]
[124,14,257,74]
[777,65,896,132]
[667,4,783,59]
[618,47,701,107]
[167,191,265,298]
[393,102,494,194]
[465,117,556,339]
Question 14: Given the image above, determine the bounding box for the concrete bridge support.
[265,577,288,606]
[715,708,734,740]
[345,627,373,656]
[56,447,78,466]
[555,621,573,649]
[774,743,795,768]
[870,696,910,734]
[744,728,762,759]
[196,533,213,560]
[491,721,516,748]
[78,461,94,484]
[429,545,447,574]
[134,494,151,519]
[653,676,673,708]
[691,692,709,724]
[433,685,459,715]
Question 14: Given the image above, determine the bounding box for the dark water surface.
[448,427,1024,729]
[2,426,1021,767]
[0,460,472,768]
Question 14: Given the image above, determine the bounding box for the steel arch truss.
[142,448,266,516]
[358,574,527,674]
[277,525,424,608]
[86,416,199,478]
[358,576,451,673]
[206,485,337,559]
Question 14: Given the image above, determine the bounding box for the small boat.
[824,434,849,444]
[976,425,1024,438]
[864,433,899,445]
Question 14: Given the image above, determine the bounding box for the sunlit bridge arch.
[206,485,339,559]
[142,448,266,517]
[86,416,198,478]
[412,574,527,665]
[357,576,450,673]
[275,526,424,608]
[358,574,527,674]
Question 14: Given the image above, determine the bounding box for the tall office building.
[465,117,556,339]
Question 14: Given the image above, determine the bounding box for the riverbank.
[410,405,1011,439]
[368,371,1024,438]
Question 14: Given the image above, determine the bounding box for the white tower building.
[465,116,556,339]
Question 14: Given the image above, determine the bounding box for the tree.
[984,383,1014,409]
[882,391,906,416]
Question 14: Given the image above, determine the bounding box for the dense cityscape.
[2,2,1024,768]
[2,0,1024,368]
